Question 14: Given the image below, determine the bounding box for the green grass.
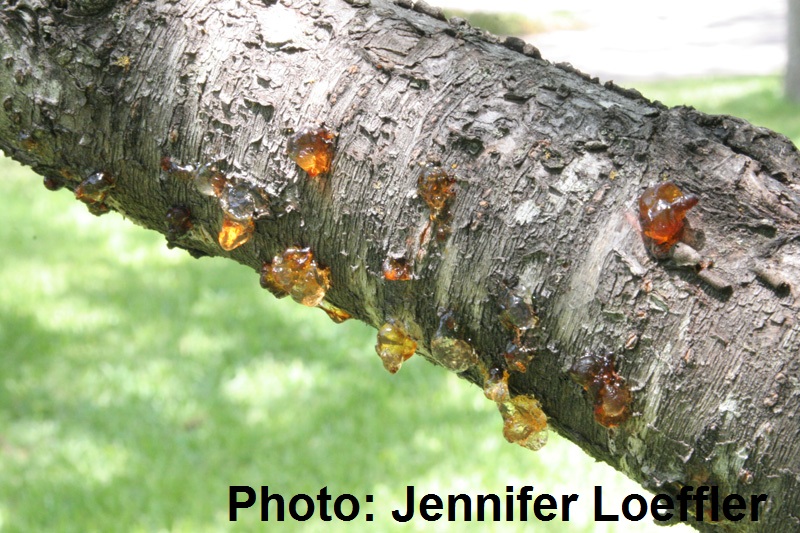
[4,74,796,533]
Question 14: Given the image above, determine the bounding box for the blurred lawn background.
[2,9,799,533]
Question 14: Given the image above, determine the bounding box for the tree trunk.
[788,0,800,101]
[2,0,800,530]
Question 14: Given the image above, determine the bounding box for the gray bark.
[788,0,800,101]
[2,0,800,530]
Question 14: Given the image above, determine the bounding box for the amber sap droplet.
[160,156,173,172]
[76,172,115,215]
[382,257,413,281]
[434,222,451,242]
[259,262,288,299]
[270,247,331,306]
[43,175,65,191]
[483,367,510,403]
[218,215,255,251]
[498,286,539,340]
[569,351,608,388]
[638,181,698,256]
[318,301,352,324]
[220,179,261,221]
[194,163,227,198]
[417,164,456,218]
[75,171,115,204]
[569,350,632,428]
[498,394,548,451]
[502,343,533,374]
[220,179,270,221]
[87,202,111,217]
[375,321,418,374]
[165,206,193,240]
[287,127,336,178]
[429,311,478,372]
[594,381,633,428]
[161,156,195,181]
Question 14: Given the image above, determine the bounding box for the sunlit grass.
[4,73,795,532]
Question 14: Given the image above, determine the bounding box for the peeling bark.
[2,0,800,530]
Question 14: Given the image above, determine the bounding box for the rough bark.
[2,0,800,530]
